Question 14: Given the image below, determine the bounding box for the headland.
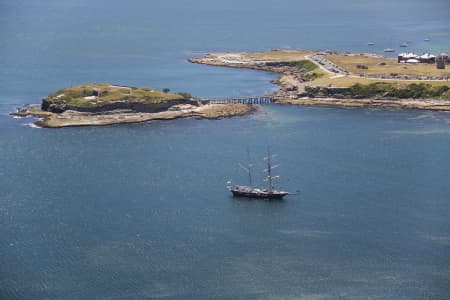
[13,50,450,128]
[12,84,255,128]
[189,49,450,110]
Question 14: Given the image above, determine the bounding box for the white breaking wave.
[23,122,42,129]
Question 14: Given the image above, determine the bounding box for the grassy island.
[42,83,186,112]
[13,83,255,128]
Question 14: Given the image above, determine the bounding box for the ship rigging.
[228,149,295,199]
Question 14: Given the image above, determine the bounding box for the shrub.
[341,82,449,99]
[291,60,318,72]
[265,60,318,72]
[350,82,393,98]
[304,86,320,97]
[408,83,428,98]
[431,85,449,97]
[301,71,322,81]
[350,83,367,97]
[176,92,193,99]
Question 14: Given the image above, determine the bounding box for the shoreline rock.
[275,97,450,111]
[12,103,257,128]
[11,83,258,128]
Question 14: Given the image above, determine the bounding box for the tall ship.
[228,150,293,199]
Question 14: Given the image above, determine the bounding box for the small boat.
[400,43,408,47]
[367,42,375,46]
[424,38,430,42]
[228,149,293,200]
[383,48,395,52]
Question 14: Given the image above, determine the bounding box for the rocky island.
[13,83,255,128]
[14,50,450,128]
[189,49,450,110]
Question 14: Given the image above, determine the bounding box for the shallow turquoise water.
[1,1,450,299]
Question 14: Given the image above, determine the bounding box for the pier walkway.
[202,96,274,105]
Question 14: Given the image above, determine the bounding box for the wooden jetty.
[202,96,274,105]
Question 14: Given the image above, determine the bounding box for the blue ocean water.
[1,1,450,299]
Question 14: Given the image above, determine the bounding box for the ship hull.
[230,186,288,199]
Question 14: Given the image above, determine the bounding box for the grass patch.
[326,54,450,77]
[44,83,185,108]
[240,50,315,61]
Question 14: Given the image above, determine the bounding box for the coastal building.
[398,52,435,63]
[398,52,416,62]
[418,53,436,63]
[436,53,448,69]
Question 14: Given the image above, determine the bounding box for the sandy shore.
[13,103,256,128]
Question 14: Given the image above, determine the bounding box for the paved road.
[307,54,450,82]
[309,54,349,75]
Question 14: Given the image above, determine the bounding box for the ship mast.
[264,148,280,193]
[267,149,273,192]
[238,148,253,187]
[247,148,253,187]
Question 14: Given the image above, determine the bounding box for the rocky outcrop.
[13,82,258,128]
[13,103,256,128]
[41,98,201,114]
[277,97,450,111]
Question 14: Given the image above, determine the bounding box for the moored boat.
[229,185,289,199]
[228,149,294,200]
